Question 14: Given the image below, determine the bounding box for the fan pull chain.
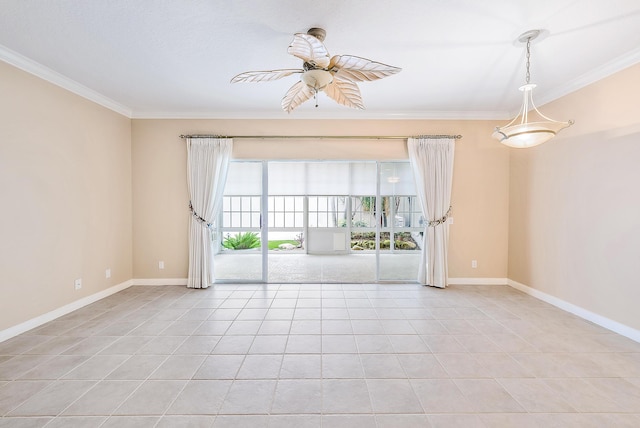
[314,89,319,108]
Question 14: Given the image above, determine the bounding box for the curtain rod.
[179,134,462,140]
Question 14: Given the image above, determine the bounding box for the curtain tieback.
[427,206,452,227]
[189,201,212,229]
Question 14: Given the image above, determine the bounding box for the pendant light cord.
[525,37,531,84]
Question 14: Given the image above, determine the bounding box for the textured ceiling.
[1,0,640,119]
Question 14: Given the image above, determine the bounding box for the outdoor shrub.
[222,232,261,250]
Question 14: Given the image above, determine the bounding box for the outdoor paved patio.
[214,253,421,283]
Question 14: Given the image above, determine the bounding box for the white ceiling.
[1,0,640,119]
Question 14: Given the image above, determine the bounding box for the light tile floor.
[1,284,639,427]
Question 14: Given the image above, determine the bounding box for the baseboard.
[132,278,188,286]
[6,276,635,344]
[448,277,508,285]
[508,279,640,343]
[135,278,505,286]
[0,280,134,343]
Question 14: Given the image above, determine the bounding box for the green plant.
[361,196,375,212]
[222,232,261,250]
[339,219,369,227]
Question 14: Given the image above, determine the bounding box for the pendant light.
[492,30,574,148]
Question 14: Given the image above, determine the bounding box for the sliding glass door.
[214,160,421,283]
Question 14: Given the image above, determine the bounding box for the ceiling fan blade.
[329,55,401,82]
[281,80,315,113]
[323,77,364,110]
[287,33,331,69]
[230,69,302,83]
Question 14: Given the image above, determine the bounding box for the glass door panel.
[214,161,263,281]
[378,163,422,281]
[267,195,307,282]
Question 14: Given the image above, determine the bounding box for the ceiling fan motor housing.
[306,27,326,42]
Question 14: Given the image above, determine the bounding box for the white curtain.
[186,137,232,288]
[408,137,455,288]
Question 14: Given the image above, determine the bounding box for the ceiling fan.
[231,28,402,113]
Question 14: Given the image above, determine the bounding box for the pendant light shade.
[493,30,573,148]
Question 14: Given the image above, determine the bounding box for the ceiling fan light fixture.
[301,69,334,90]
[230,28,401,113]
[493,30,573,148]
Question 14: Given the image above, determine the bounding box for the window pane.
[269,162,306,195]
[241,197,251,210]
[351,196,375,227]
[251,213,261,227]
[242,213,251,227]
[380,162,416,195]
[318,212,327,227]
[225,162,262,195]
[350,162,377,194]
[393,196,422,227]
[285,197,295,211]
[275,214,284,228]
[309,212,318,227]
[308,197,317,210]
[275,197,284,211]
[221,230,261,251]
[306,162,349,195]
[231,197,240,211]
[392,232,420,251]
[318,197,327,211]
[351,231,377,251]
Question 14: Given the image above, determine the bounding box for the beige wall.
[0,61,132,331]
[508,63,640,330]
[132,119,510,280]
[3,49,638,336]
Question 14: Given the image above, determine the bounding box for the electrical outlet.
[448,217,454,224]
[159,261,165,270]
[74,278,82,290]
[471,260,478,268]
[105,268,111,279]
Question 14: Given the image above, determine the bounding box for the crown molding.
[131,109,509,121]
[536,46,640,108]
[4,41,639,122]
[0,43,132,118]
